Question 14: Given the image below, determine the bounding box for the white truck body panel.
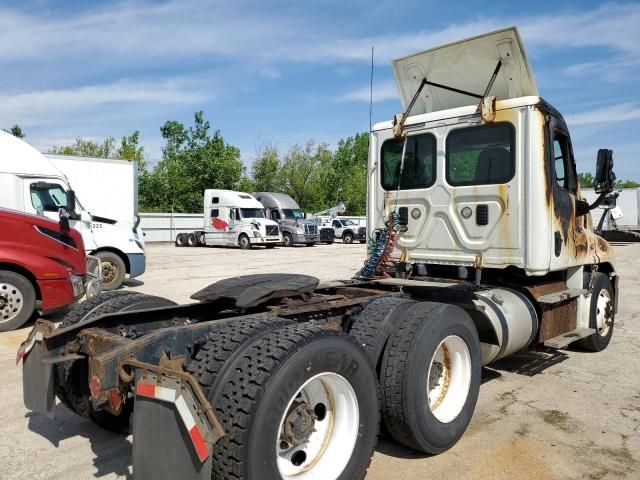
[45,154,138,223]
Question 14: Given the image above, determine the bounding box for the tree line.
[6,112,367,215]
[5,114,637,215]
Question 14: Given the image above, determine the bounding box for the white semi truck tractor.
[19,27,618,480]
[0,131,145,290]
[175,189,282,249]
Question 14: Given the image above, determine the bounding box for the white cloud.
[0,79,209,127]
[336,80,398,103]
[1,2,639,68]
[566,102,640,126]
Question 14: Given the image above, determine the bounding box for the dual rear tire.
[350,298,481,454]
[188,320,380,480]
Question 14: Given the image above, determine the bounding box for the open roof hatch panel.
[392,26,538,115]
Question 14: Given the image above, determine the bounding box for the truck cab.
[367,27,617,347]
[0,131,145,290]
[326,218,366,244]
[254,192,319,246]
[199,190,281,249]
[0,207,100,331]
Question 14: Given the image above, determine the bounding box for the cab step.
[544,327,595,349]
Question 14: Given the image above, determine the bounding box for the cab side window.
[332,220,341,228]
[553,131,577,194]
[230,208,239,221]
[271,210,281,221]
[210,209,219,217]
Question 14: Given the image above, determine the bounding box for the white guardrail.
[139,213,204,243]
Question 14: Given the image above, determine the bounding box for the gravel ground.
[1,241,638,480]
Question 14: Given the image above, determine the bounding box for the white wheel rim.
[276,372,359,480]
[0,282,24,323]
[596,289,612,336]
[427,335,472,423]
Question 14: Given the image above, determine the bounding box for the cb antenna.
[369,46,374,132]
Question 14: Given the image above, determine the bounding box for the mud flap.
[18,322,57,418]
[22,340,55,418]
[132,396,212,480]
[131,368,223,480]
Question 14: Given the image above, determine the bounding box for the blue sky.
[1,0,639,179]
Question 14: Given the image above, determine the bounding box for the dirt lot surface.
[1,242,639,480]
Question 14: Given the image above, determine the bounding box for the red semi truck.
[0,207,100,331]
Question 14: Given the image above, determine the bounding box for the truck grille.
[266,225,279,236]
[358,226,366,238]
[304,224,318,235]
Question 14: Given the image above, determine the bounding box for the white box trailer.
[44,154,138,223]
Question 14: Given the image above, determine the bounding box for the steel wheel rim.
[427,335,472,423]
[276,372,359,479]
[596,289,612,336]
[0,282,24,323]
[240,236,249,248]
[102,262,117,284]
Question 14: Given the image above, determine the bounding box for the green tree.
[3,124,25,139]
[251,145,281,192]
[277,141,329,212]
[615,179,640,189]
[321,132,368,214]
[116,130,146,172]
[578,172,595,188]
[141,111,244,212]
[50,137,116,158]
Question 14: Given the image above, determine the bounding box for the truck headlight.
[296,228,304,234]
[69,275,85,297]
[253,231,262,238]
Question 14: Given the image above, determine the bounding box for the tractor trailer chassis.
[18,269,617,480]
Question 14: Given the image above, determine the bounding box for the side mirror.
[66,189,76,213]
[594,149,616,194]
[59,208,70,231]
[64,189,80,220]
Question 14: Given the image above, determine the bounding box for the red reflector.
[136,382,156,398]
[188,425,209,462]
[109,388,122,411]
[89,376,101,399]
[16,348,25,366]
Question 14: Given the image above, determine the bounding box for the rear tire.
[188,313,293,398]
[577,273,615,352]
[187,233,198,247]
[95,251,126,291]
[55,291,176,433]
[349,297,416,370]
[380,302,481,454]
[208,323,380,480]
[175,233,187,247]
[0,270,36,332]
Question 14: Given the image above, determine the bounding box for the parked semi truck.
[175,189,281,249]
[254,192,325,246]
[19,27,618,480]
[1,206,100,331]
[0,132,145,290]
